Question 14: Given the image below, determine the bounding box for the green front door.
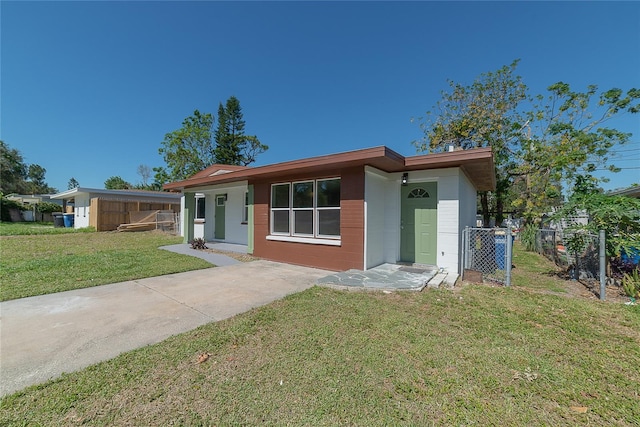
[215,195,226,240]
[400,182,437,265]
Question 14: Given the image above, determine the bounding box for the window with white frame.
[270,178,340,239]
[243,191,249,223]
[195,195,206,220]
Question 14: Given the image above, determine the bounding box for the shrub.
[37,202,62,214]
[622,268,640,300]
[520,223,538,252]
[610,257,638,279]
[189,238,208,250]
[0,196,25,222]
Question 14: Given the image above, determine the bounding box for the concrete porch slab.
[317,263,441,291]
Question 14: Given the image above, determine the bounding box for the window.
[243,191,249,223]
[316,178,340,237]
[195,195,206,220]
[271,184,290,234]
[408,188,430,198]
[293,181,313,236]
[270,178,340,240]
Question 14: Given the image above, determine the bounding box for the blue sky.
[2,1,639,193]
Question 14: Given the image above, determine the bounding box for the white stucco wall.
[73,194,91,229]
[220,185,248,244]
[364,166,478,273]
[458,171,478,269]
[364,170,387,268]
[185,181,249,245]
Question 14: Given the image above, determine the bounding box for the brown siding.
[251,166,365,271]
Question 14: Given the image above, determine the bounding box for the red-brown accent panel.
[251,166,365,271]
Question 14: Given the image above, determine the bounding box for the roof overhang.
[164,146,496,192]
[608,186,640,198]
[50,187,182,200]
[404,147,496,191]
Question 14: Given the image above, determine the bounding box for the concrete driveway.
[0,260,329,397]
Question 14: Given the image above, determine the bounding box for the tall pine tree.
[214,97,267,166]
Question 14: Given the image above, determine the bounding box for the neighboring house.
[165,146,495,273]
[50,187,182,231]
[5,194,63,221]
[608,185,640,199]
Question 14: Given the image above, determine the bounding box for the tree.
[552,178,640,259]
[137,164,151,187]
[26,164,48,194]
[0,140,28,194]
[414,61,528,226]
[214,96,268,166]
[68,177,80,190]
[415,63,639,226]
[0,141,55,194]
[512,84,640,221]
[104,176,131,190]
[152,166,171,190]
[158,110,215,182]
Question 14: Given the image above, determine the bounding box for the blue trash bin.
[495,231,515,270]
[63,213,75,228]
[621,247,639,266]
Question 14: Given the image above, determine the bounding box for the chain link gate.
[462,227,513,286]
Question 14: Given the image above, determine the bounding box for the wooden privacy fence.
[89,198,180,232]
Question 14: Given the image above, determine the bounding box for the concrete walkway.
[0,260,329,397]
[159,242,247,266]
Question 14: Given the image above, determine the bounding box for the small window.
[408,188,430,198]
[216,195,226,206]
[195,195,206,220]
[243,191,249,223]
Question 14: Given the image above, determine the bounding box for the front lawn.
[1,248,638,425]
[0,221,93,236]
[0,228,213,301]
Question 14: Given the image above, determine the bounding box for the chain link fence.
[462,227,513,286]
[532,229,601,281]
[532,228,607,299]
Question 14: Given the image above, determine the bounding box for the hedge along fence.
[89,198,180,232]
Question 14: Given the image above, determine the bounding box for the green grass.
[512,241,571,294]
[0,221,94,235]
[0,226,213,301]
[1,243,639,425]
[1,288,638,425]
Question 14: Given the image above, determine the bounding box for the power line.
[588,167,640,171]
[610,148,640,153]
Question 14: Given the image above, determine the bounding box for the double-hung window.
[195,194,206,221]
[316,178,341,237]
[293,181,314,236]
[271,184,291,234]
[270,178,340,240]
